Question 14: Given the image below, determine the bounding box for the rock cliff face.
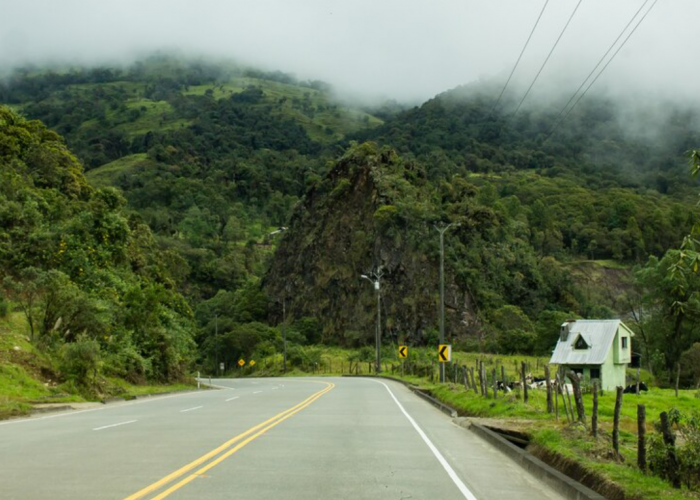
[264,143,484,346]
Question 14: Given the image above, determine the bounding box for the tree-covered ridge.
[0,106,195,384]
[0,57,387,301]
[0,55,382,169]
[353,85,699,263]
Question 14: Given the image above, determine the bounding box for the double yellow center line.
[123,381,334,500]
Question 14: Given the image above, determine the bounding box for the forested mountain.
[2,56,700,381]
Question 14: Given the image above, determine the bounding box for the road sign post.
[438,344,451,363]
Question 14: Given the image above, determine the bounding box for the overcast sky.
[0,0,696,103]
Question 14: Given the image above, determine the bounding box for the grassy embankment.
[0,312,196,420]
[243,345,697,500]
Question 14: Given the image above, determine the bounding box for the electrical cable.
[487,0,551,117]
[542,0,659,144]
[545,0,650,137]
[510,0,585,118]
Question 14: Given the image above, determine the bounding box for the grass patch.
[86,153,152,188]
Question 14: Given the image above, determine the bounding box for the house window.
[622,337,628,349]
[574,335,589,350]
[590,368,600,379]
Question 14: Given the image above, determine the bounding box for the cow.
[496,381,512,393]
[623,382,649,394]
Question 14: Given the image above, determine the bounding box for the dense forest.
[2,55,700,385]
[0,106,194,386]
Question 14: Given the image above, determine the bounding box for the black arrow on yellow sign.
[438,344,450,362]
[398,346,407,359]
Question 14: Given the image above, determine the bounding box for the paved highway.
[0,377,567,500]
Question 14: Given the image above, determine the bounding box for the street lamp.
[361,268,384,374]
[435,222,459,383]
[269,227,289,373]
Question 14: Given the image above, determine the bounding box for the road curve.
[0,377,567,500]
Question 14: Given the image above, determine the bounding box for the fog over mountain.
[1,0,696,104]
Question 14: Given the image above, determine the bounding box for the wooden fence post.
[492,368,497,399]
[592,381,598,438]
[559,374,572,424]
[521,362,529,404]
[470,367,478,395]
[555,375,560,421]
[613,386,623,458]
[566,370,586,426]
[660,411,680,488]
[637,404,646,471]
[675,362,681,398]
[501,365,506,385]
[545,365,553,413]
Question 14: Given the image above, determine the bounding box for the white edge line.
[372,380,478,500]
[180,406,203,413]
[93,420,137,431]
[225,396,239,402]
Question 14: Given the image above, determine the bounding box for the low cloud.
[0,0,697,105]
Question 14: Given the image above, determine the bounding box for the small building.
[549,319,634,391]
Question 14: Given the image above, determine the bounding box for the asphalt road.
[0,377,568,500]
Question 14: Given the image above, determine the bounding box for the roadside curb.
[24,388,202,418]
[467,422,606,500]
[30,405,72,415]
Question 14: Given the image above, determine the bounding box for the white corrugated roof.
[549,320,630,365]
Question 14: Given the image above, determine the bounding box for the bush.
[103,342,152,384]
[649,409,700,490]
[59,335,102,385]
[0,297,8,318]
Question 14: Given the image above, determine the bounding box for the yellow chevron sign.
[399,346,408,359]
[438,344,451,363]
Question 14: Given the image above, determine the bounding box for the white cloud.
[0,0,696,103]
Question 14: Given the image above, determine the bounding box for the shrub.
[649,409,700,490]
[59,335,102,385]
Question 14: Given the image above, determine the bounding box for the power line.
[545,0,650,136]
[510,0,585,118]
[487,0,551,117]
[543,0,659,144]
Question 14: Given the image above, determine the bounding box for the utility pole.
[282,298,287,373]
[361,268,384,374]
[268,227,289,374]
[435,222,459,383]
[215,314,221,376]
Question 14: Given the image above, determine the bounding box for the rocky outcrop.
[264,143,484,346]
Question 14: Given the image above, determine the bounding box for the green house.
[549,320,634,391]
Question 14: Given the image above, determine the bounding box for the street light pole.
[361,269,384,374]
[435,222,458,383]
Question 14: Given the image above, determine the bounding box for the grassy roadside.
[0,313,196,420]
[384,374,697,500]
